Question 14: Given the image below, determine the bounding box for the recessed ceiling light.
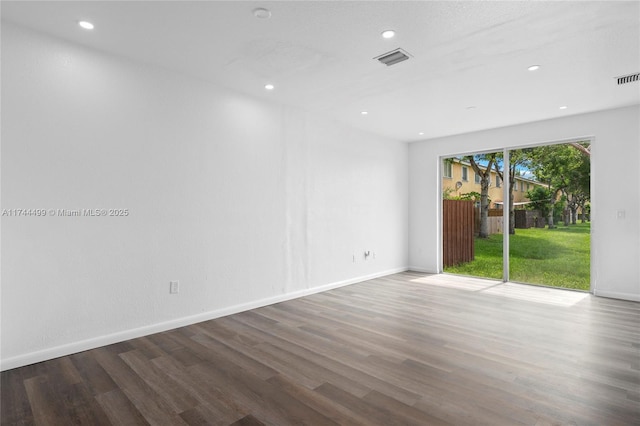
[418,132,424,135]
[253,7,272,19]
[381,30,396,39]
[559,105,568,110]
[264,84,275,90]
[78,21,94,30]
[361,111,368,115]
[528,65,540,71]
[466,106,477,110]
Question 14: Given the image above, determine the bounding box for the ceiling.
[2,1,639,142]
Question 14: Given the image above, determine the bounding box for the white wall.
[409,105,640,302]
[0,23,409,370]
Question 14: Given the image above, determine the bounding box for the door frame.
[439,136,595,292]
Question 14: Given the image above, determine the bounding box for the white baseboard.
[593,289,640,302]
[407,266,438,274]
[1,267,408,371]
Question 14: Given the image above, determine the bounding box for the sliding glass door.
[507,144,591,291]
[443,141,591,291]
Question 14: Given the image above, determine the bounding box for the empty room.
[1,1,639,425]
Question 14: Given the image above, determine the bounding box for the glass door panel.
[442,152,503,280]
[508,144,591,291]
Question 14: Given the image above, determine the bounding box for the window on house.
[496,175,501,188]
[475,172,481,184]
[520,181,524,192]
[514,180,518,191]
[526,183,530,191]
[462,166,468,182]
[443,161,452,178]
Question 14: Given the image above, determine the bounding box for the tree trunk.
[547,189,558,229]
[570,206,578,225]
[479,179,490,238]
[468,155,495,239]
[509,176,515,234]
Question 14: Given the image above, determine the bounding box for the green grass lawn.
[445,222,590,291]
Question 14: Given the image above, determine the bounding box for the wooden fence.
[514,209,545,228]
[443,200,475,267]
[475,208,504,235]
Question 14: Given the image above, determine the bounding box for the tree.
[566,190,589,224]
[493,149,533,234]
[465,154,497,238]
[569,142,591,158]
[528,143,590,228]
[565,141,591,224]
[526,186,553,225]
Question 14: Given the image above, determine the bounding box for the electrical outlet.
[170,280,179,294]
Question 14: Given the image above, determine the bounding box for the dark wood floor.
[2,272,640,425]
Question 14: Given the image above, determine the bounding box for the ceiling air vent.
[616,73,639,85]
[374,48,412,66]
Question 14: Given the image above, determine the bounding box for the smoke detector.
[253,8,271,19]
[374,48,412,66]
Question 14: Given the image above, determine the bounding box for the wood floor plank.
[179,404,239,426]
[151,356,247,424]
[218,316,418,402]
[23,375,75,425]
[127,336,169,360]
[187,360,339,426]
[265,374,373,426]
[92,347,189,426]
[118,350,199,413]
[228,415,266,426]
[315,382,446,426]
[0,366,35,425]
[70,351,119,396]
[2,271,639,425]
[94,388,150,426]
[56,382,112,426]
[362,390,450,425]
[172,329,278,381]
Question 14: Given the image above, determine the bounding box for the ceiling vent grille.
[374,48,412,66]
[616,73,639,85]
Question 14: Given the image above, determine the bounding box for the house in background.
[442,158,546,209]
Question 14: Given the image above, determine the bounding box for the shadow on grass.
[510,234,572,260]
[544,223,591,234]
